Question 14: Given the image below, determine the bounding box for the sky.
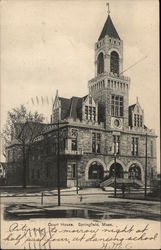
[0,0,160,169]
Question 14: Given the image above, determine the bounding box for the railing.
[88,72,130,84]
[100,177,114,187]
[100,177,143,188]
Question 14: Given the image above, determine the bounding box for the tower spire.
[106,2,110,16]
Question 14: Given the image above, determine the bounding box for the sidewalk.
[0,187,111,197]
[1,187,160,203]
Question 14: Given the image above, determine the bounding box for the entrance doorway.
[88,161,104,180]
[129,164,141,180]
[109,163,123,178]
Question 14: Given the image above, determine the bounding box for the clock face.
[114,118,120,127]
[111,117,123,130]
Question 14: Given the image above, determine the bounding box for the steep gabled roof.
[59,97,71,110]
[69,97,82,119]
[59,97,71,119]
[98,15,120,41]
[128,104,136,127]
[128,104,136,112]
[57,95,91,120]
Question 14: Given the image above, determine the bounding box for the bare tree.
[2,105,46,188]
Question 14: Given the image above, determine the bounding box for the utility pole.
[144,132,148,198]
[114,136,117,197]
[76,160,79,194]
[57,119,61,206]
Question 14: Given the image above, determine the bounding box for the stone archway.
[85,158,106,181]
[129,164,141,180]
[127,161,144,182]
[106,159,126,172]
[109,163,123,178]
[88,161,104,180]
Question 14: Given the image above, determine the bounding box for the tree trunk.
[22,143,26,188]
[26,146,30,184]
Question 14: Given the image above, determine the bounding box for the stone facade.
[5,10,157,188]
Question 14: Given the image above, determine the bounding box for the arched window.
[88,161,104,180]
[97,53,104,75]
[110,51,119,75]
[109,163,123,178]
[129,164,141,180]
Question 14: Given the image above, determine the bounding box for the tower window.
[110,51,119,75]
[97,52,104,75]
[111,95,124,117]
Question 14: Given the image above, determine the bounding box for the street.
[1,188,160,249]
[1,188,160,221]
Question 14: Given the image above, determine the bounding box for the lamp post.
[76,160,79,194]
[114,136,117,197]
[57,118,61,206]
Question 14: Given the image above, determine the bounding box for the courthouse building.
[6,8,157,187]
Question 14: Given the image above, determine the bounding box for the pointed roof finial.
[106,2,110,15]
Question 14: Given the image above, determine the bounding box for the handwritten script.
[2,220,160,249]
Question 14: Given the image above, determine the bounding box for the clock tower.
[88,5,130,131]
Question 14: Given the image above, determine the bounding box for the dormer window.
[89,106,92,120]
[85,106,88,120]
[85,106,97,121]
[133,113,143,128]
[93,107,96,121]
[84,95,97,122]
